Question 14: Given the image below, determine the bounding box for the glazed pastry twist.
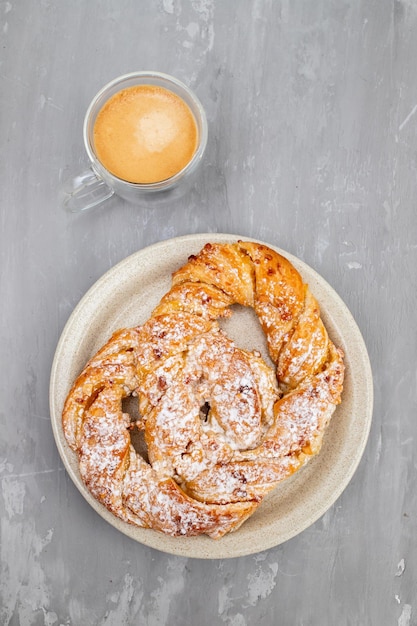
[62,242,344,538]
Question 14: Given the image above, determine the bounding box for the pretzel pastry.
[62,241,345,538]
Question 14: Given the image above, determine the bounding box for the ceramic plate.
[49,233,373,559]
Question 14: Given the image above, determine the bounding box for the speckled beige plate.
[50,233,373,559]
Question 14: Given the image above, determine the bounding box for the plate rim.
[49,233,373,558]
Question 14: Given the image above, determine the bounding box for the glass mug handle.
[61,168,114,212]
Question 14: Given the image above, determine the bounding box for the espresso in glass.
[93,85,198,184]
[61,72,207,212]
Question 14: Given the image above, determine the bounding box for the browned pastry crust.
[62,242,344,538]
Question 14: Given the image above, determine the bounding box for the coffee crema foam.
[93,85,198,184]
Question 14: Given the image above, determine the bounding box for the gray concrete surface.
[1,1,416,624]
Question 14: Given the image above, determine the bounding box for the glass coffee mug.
[61,71,208,212]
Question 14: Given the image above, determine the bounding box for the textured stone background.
[1,1,416,624]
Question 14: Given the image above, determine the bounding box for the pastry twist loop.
[62,242,344,538]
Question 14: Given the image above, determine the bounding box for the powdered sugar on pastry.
[62,242,344,539]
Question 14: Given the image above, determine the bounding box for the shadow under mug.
[61,71,208,212]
